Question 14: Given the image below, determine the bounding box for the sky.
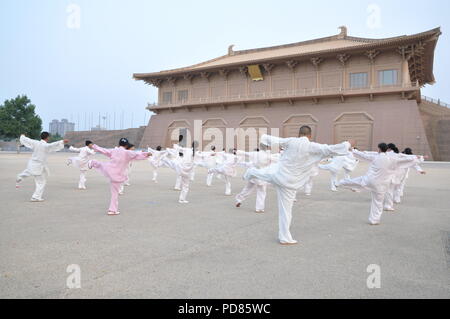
[1,0,449,131]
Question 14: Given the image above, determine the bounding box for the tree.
[0,95,42,140]
[49,133,63,143]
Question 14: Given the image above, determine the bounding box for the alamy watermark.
[66,3,81,29]
[366,264,381,289]
[366,4,382,30]
[66,264,81,289]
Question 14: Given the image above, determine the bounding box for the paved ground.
[0,152,449,298]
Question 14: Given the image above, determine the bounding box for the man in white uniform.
[244,126,352,245]
[67,140,96,189]
[16,132,68,201]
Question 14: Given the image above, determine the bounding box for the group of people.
[15,126,425,245]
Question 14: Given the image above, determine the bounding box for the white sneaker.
[30,198,44,202]
[178,200,189,204]
[384,207,395,212]
[119,192,124,196]
[174,187,181,191]
[107,211,120,215]
[305,193,311,196]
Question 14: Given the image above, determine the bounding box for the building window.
[349,72,368,88]
[162,91,172,104]
[178,90,188,102]
[378,69,398,86]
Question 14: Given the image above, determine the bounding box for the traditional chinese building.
[134,27,450,160]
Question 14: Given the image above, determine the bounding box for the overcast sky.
[1,0,449,131]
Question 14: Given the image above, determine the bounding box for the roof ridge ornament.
[228,44,235,56]
[338,26,347,39]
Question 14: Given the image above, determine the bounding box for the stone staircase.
[419,97,450,161]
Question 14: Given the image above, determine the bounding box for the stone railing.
[149,83,419,109]
[421,95,450,108]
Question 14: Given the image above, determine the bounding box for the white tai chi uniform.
[118,162,133,195]
[384,151,424,208]
[235,150,272,212]
[208,152,238,195]
[67,146,96,189]
[161,153,197,203]
[319,153,359,191]
[244,134,351,244]
[16,135,65,201]
[147,148,167,183]
[397,164,424,202]
[197,150,221,186]
[337,150,422,224]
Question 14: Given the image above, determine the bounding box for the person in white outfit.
[16,132,67,201]
[319,152,359,191]
[147,145,167,183]
[197,145,221,186]
[396,148,426,202]
[208,149,238,196]
[162,142,198,204]
[383,144,425,210]
[336,143,423,225]
[235,146,272,213]
[67,140,96,189]
[243,126,353,245]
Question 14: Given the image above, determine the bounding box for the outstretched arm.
[19,135,37,150]
[69,146,81,153]
[128,150,151,161]
[260,134,291,148]
[46,140,65,152]
[352,149,377,162]
[92,144,113,158]
[309,141,351,160]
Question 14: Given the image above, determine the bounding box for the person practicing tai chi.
[235,146,272,213]
[88,138,150,215]
[197,145,221,186]
[336,143,423,225]
[118,143,136,195]
[162,142,198,204]
[244,126,353,245]
[383,143,425,210]
[208,148,238,196]
[16,132,68,202]
[319,151,359,192]
[396,148,426,202]
[147,145,167,183]
[67,140,96,190]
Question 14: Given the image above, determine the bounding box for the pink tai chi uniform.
[89,144,149,214]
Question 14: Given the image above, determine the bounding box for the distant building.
[91,125,107,131]
[49,119,75,136]
[134,27,450,160]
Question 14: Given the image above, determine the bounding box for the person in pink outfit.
[88,138,151,215]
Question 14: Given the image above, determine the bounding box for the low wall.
[64,127,146,148]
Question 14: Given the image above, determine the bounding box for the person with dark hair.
[383,143,424,210]
[16,132,68,201]
[67,140,96,189]
[88,138,150,215]
[319,150,359,192]
[196,145,222,187]
[147,145,167,183]
[208,148,239,196]
[243,126,354,245]
[161,142,199,204]
[336,143,423,225]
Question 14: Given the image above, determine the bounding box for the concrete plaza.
[0,152,449,298]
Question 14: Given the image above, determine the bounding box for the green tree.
[49,133,63,143]
[0,95,42,140]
